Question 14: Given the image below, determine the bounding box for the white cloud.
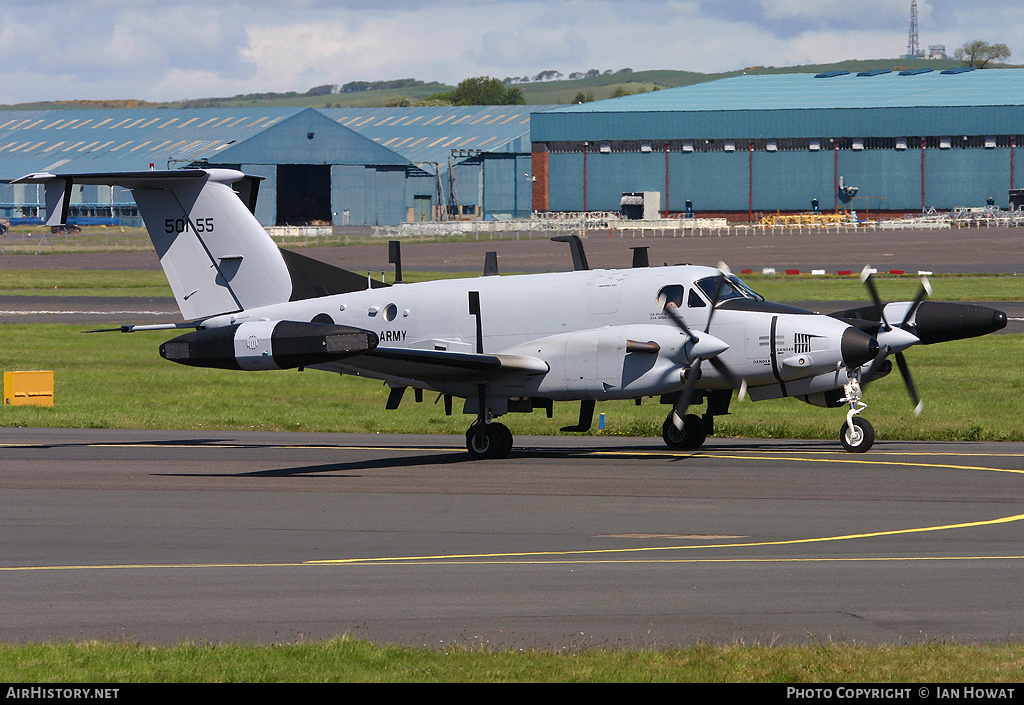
[0,0,1020,104]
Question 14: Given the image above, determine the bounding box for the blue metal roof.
[545,69,1024,113]
[0,105,553,179]
[321,105,557,166]
[0,107,315,177]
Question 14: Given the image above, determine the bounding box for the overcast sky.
[0,0,1020,104]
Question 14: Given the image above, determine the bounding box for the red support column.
[833,140,839,212]
[1011,137,1016,190]
[748,141,754,221]
[664,142,670,217]
[582,141,588,215]
[920,137,926,212]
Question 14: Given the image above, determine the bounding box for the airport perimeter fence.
[368,208,1024,242]
[3,209,1024,255]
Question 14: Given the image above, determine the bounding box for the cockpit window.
[694,275,765,303]
[687,288,706,308]
[728,275,764,300]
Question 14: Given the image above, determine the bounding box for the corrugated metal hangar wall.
[531,69,1024,215]
[0,106,544,226]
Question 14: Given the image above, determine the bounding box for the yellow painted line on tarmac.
[6,440,1024,461]
[3,440,1023,573]
[3,514,1023,574]
[5,551,1024,574]
[306,511,1024,565]
[595,450,1024,475]
[326,555,1024,566]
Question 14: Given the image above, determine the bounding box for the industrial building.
[530,68,1024,217]
[4,69,1023,225]
[322,106,541,219]
[0,105,547,226]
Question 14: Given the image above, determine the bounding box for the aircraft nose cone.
[993,309,1008,331]
[841,326,880,369]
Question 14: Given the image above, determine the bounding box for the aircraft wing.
[327,346,549,383]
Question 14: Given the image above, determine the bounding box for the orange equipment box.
[4,370,54,406]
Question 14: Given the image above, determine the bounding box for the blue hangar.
[530,68,1024,216]
[0,105,548,226]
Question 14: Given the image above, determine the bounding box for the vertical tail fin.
[15,169,292,320]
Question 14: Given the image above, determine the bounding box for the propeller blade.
[860,265,890,331]
[898,276,932,329]
[703,265,731,333]
[706,355,749,401]
[894,351,923,416]
[707,355,741,389]
[859,342,891,387]
[660,298,699,343]
[672,359,701,429]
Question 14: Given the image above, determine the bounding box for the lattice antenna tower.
[906,0,923,59]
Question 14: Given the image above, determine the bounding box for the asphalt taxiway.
[3,227,1023,648]
[2,427,1023,648]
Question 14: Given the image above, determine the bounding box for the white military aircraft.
[14,169,1007,458]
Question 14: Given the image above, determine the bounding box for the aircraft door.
[589,273,625,314]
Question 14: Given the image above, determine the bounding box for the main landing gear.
[838,376,874,453]
[466,421,513,460]
[662,412,708,450]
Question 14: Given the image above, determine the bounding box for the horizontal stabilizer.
[14,169,292,321]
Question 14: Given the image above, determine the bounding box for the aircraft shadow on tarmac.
[152,451,476,478]
[143,437,890,479]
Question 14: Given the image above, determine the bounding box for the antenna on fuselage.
[551,235,589,271]
[483,251,499,276]
[631,246,649,268]
[388,240,404,284]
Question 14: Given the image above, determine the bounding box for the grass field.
[1,322,1021,443]
[2,639,1024,682]
[2,271,1021,440]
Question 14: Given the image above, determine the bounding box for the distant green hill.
[0,58,1001,110]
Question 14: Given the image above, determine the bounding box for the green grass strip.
[2,324,1022,442]
[2,639,1024,682]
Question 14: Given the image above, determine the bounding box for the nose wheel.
[840,417,874,453]
[466,421,513,460]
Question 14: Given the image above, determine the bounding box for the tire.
[840,417,874,453]
[662,413,707,450]
[466,422,513,460]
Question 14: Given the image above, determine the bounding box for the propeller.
[661,262,747,429]
[859,265,930,416]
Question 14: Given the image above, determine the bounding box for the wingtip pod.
[912,302,1007,345]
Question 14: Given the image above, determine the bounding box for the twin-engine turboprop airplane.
[14,169,1007,458]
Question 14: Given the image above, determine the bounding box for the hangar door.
[276,164,332,225]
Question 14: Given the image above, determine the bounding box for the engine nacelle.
[160,320,379,370]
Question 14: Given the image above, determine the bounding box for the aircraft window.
[729,275,765,301]
[656,285,684,310]
[687,288,706,308]
[695,275,764,303]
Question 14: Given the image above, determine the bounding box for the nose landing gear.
[839,376,874,452]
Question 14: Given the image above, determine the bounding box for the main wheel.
[662,413,707,450]
[466,422,513,460]
[840,417,874,453]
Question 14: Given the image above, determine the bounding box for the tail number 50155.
[166,218,215,234]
